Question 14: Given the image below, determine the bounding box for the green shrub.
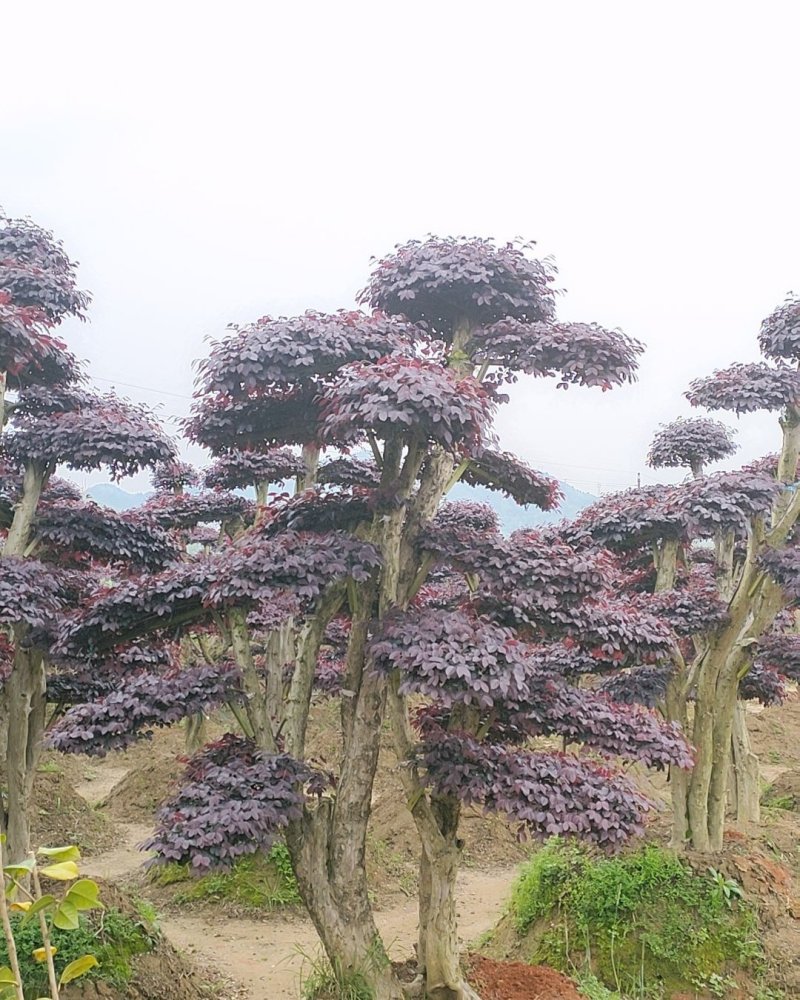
[0,908,152,998]
[509,840,764,997]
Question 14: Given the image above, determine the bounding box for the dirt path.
[74,765,131,806]
[75,766,514,999]
[160,868,511,998]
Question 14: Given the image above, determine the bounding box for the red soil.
[467,955,582,1000]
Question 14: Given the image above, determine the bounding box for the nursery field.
[20,693,800,1000]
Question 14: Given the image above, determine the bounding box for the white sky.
[3,1,798,496]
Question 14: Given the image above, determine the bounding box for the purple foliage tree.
[571,297,800,851]
[50,236,690,1000]
[0,216,175,861]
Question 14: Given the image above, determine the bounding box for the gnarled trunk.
[3,640,46,863]
[286,665,403,999]
[416,796,481,1000]
[731,700,760,827]
[287,801,402,999]
[665,675,690,847]
[685,646,734,853]
[2,463,49,864]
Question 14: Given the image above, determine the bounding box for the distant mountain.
[449,481,596,533]
[87,483,152,510]
[87,480,596,531]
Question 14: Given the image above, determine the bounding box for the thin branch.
[367,432,383,468]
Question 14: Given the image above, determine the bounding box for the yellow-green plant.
[0,838,101,1000]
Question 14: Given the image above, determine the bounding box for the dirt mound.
[702,836,800,995]
[750,692,800,769]
[467,955,581,1000]
[60,942,219,1000]
[368,789,527,904]
[31,755,117,854]
[58,881,244,1000]
[100,754,184,823]
[97,720,231,824]
[764,768,800,810]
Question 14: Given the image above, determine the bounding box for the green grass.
[575,972,624,999]
[761,784,796,811]
[35,761,62,775]
[301,961,374,1000]
[509,839,765,998]
[0,907,153,998]
[152,844,301,910]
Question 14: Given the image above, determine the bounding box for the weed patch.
[152,844,301,911]
[509,840,765,997]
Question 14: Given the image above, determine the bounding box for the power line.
[89,374,194,401]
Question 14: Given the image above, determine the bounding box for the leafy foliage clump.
[461,448,561,509]
[686,362,800,414]
[415,732,653,848]
[151,459,199,493]
[47,661,241,755]
[186,310,416,450]
[319,357,494,453]
[0,558,75,632]
[203,448,304,490]
[141,489,254,530]
[144,735,315,869]
[3,394,176,480]
[317,456,381,488]
[34,501,179,570]
[0,215,89,389]
[759,296,800,361]
[56,531,381,659]
[470,319,644,389]
[647,416,737,471]
[359,236,558,339]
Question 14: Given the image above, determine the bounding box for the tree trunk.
[227,607,275,752]
[654,538,679,591]
[299,442,321,490]
[686,651,739,853]
[731,700,760,828]
[285,667,404,998]
[4,461,46,558]
[706,683,737,852]
[665,676,690,847]
[1,461,49,862]
[265,619,294,727]
[3,640,46,863]
[416,796,481,1000]
[287,801,403,999]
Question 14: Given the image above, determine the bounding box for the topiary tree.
[647,416,737,479]
[569,302,800,852]
[52,236,692,1000]
[0,216,176,862]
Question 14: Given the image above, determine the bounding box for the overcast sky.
[3,1,798,496]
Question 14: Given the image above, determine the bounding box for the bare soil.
[31,752,118,854]
[467,955,582,1000]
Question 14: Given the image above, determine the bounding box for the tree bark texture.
[3,639,46,863]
